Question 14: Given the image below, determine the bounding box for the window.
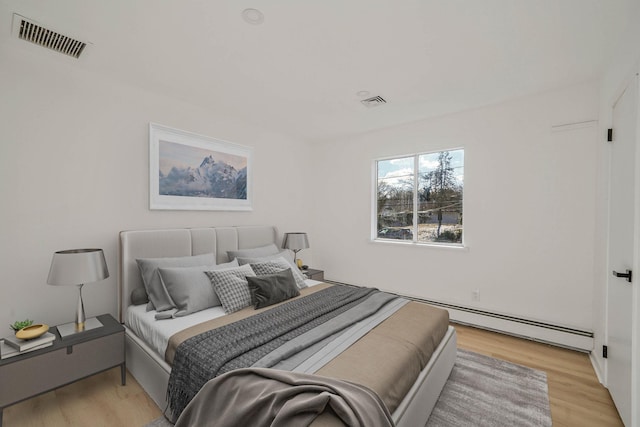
[375,149,464,245]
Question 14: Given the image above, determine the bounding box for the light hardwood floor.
[3,324,623,426]
[3,368,161,427]
[454,323,623,427]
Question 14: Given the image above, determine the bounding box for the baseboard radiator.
[326,280,594,352]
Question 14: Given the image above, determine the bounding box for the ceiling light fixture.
[242,8,264,25]
[356,90,371,97]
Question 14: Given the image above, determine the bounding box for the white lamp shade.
[282,233,310,251]
[47,249,109,286]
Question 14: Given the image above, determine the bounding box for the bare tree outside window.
[419,150,463,243]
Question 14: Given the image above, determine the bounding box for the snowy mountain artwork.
[159,145,247,200]
[149,124,252,211]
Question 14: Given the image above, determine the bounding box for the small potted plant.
[10,319,50,340]
[10,319,34,334]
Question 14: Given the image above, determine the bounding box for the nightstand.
[302,268,324,280]
[0,313,125,426]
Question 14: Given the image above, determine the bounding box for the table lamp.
[283,232,309,267]
[47,248,109,337]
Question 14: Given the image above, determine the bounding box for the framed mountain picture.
[149,123,252,210]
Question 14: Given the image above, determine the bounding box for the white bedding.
[125,279,323,358]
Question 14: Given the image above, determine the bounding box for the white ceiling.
[1,1,634,142]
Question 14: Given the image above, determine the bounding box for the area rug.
[426,349,552,427]
[144,349,551,427]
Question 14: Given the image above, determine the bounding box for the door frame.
[633,72,640,427]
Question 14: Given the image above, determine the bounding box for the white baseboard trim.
[589,351,606,385]
[447,307,593,352]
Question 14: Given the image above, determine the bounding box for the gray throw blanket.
[174,368,395,427]
[168,285,378,418]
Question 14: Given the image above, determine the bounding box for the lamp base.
[57,316,103,338]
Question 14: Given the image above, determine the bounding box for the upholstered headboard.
[118,226,278,322]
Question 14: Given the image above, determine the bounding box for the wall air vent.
[361,95,387,108]
[12,14,87,59]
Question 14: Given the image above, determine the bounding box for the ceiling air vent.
[361,95,387,108]
[13,14,87,59]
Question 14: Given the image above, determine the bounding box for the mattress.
[125,304,227,358]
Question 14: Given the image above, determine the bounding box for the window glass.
[418,149,464,244]
[376,156,414,240]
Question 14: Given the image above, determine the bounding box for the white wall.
[0,42,312,330]
[309,82,600,336]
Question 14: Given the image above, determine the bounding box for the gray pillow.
[136,253,215,312]
[159,259,239,317]
[205,264,256,314]
[247,269,300,309]
[227,244,280,261]
[236,251,296,269]
[248,257,308,289]
[131,287,149,306]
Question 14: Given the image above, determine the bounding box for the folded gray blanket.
[174,368,394,427]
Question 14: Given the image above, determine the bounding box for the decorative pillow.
[159,259,239,317]
[247,269,300,309]
[136,253,215,312]
[227,244,280,261]
[131,287,149,306]
[205,264,256,314]
[248,257,308,289]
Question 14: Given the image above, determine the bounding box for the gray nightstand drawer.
[303,269,324,280]
[0,329,124,408]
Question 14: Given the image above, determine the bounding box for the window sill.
[371,238,469,251]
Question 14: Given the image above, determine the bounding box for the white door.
[607,75,638,427]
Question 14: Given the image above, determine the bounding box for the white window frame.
[372,148,465,248]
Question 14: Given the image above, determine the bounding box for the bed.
[119,226,457,426]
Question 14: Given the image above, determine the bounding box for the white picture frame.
[149,123,252,211]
